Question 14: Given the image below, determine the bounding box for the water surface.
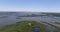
[0,13,60,31]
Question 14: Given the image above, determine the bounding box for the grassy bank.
[0,21,48,32]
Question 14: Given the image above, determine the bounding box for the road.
[40,21,60,32]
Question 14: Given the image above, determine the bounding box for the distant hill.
[0,12,60,17]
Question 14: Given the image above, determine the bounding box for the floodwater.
[0,16,60,25]
[0,13,60,31]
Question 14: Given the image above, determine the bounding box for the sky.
[0,0,60,12]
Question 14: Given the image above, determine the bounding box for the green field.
[0,21,49,32]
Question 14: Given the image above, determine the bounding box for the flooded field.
[0,12,60,32]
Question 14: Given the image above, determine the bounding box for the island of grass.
[1,21,49,32]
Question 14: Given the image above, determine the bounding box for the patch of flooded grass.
[16,16,22,19]
[0,16,8,18]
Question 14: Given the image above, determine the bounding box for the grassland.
[0,21,48,32]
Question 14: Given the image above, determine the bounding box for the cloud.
[0,8,48,12]
[0,8,60,12]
